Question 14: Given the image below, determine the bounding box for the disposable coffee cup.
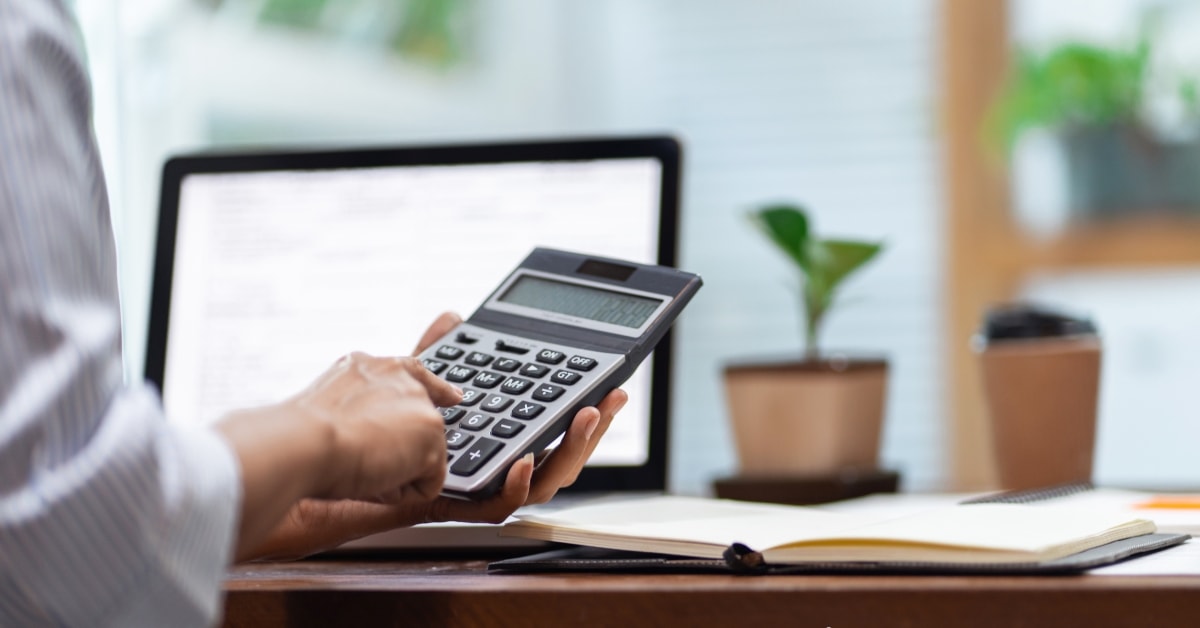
[974,305,1101,491]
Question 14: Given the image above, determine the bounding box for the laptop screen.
[146,137,679,491]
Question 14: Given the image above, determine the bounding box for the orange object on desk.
[1135,496,1200,510]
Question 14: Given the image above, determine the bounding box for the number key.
[445,429,474,450]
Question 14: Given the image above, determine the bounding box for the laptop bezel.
[144,135,680,495]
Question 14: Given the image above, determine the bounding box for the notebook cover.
[487,532,1189,575]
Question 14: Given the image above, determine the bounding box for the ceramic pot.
[723,356,888,475]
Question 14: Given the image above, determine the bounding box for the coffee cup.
[975,305,1101,491]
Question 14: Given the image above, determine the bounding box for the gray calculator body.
[418,247,702,500]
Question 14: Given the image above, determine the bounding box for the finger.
[367,355,463,407]
[525,408,601,504]
[565,389,626,482]
[413,311,463,355]
[433,453,535,525]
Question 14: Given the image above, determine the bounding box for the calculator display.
[498,275,664,329]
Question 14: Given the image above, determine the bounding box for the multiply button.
[536,349,566,364]
[450,438,504,476]
[445,365,477,383]
[512,401,545,420]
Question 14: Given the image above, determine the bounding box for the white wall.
[83,0,947,495]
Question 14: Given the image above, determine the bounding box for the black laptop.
[145,136,682,549]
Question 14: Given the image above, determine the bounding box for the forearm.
[216,402,336,562]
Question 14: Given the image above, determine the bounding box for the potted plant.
[987,28,1200,216]
[723,204,887,476]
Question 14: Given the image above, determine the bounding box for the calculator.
[418,247,702,500]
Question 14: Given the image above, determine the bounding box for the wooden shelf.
[1003,216,1200,271]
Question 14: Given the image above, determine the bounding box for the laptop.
[145,136,681,550]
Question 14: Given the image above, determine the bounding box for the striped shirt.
[0,1,240,626]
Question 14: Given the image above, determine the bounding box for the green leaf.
[748,205,811,272]
[809,239,884,292]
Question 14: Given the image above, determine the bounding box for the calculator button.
[440,407,466,426]
[567,355,597,371]
[512,401,546,420]
[445,429,474,450]
[456,332,479,344]
[473,371,503,389]
[459,413,494,432]
[465,352,494,367]
[496,339,530,355]
[482,394,514,412]
[445,365,477,383]
[436,345,465,360]
[532,384,565,402]
[500,377,533,395]
[491,419,525,438]
[536,349,566,365]
[450,438,504,476]
[493,358,522,372]
[551,370,582,385]
[422,359,448,375]
[519,363,550,379]
[459,389,484,407]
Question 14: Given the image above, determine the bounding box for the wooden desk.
[224,557,1200,627]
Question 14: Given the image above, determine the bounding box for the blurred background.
[75,0,1200,495]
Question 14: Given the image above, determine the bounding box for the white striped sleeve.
[0,1,241,626]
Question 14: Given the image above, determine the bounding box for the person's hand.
[241,311,626,561]
[216,331,462,562]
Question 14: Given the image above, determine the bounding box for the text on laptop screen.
[162,158,661,466]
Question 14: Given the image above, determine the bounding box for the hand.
[240,311,626,561]
[217,333,461,562]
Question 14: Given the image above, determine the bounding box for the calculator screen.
[498,275,663,329]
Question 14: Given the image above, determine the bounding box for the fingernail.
[584,415,599,440]
[522,452,535,466]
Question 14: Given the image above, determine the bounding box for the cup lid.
[980,303,1097,343]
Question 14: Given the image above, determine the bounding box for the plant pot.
[1062,122,1200,217]
[723,356,888,476]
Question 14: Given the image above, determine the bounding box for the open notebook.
[489,495,1188,574]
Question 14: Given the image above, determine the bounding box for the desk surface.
[224,557,1200,627]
